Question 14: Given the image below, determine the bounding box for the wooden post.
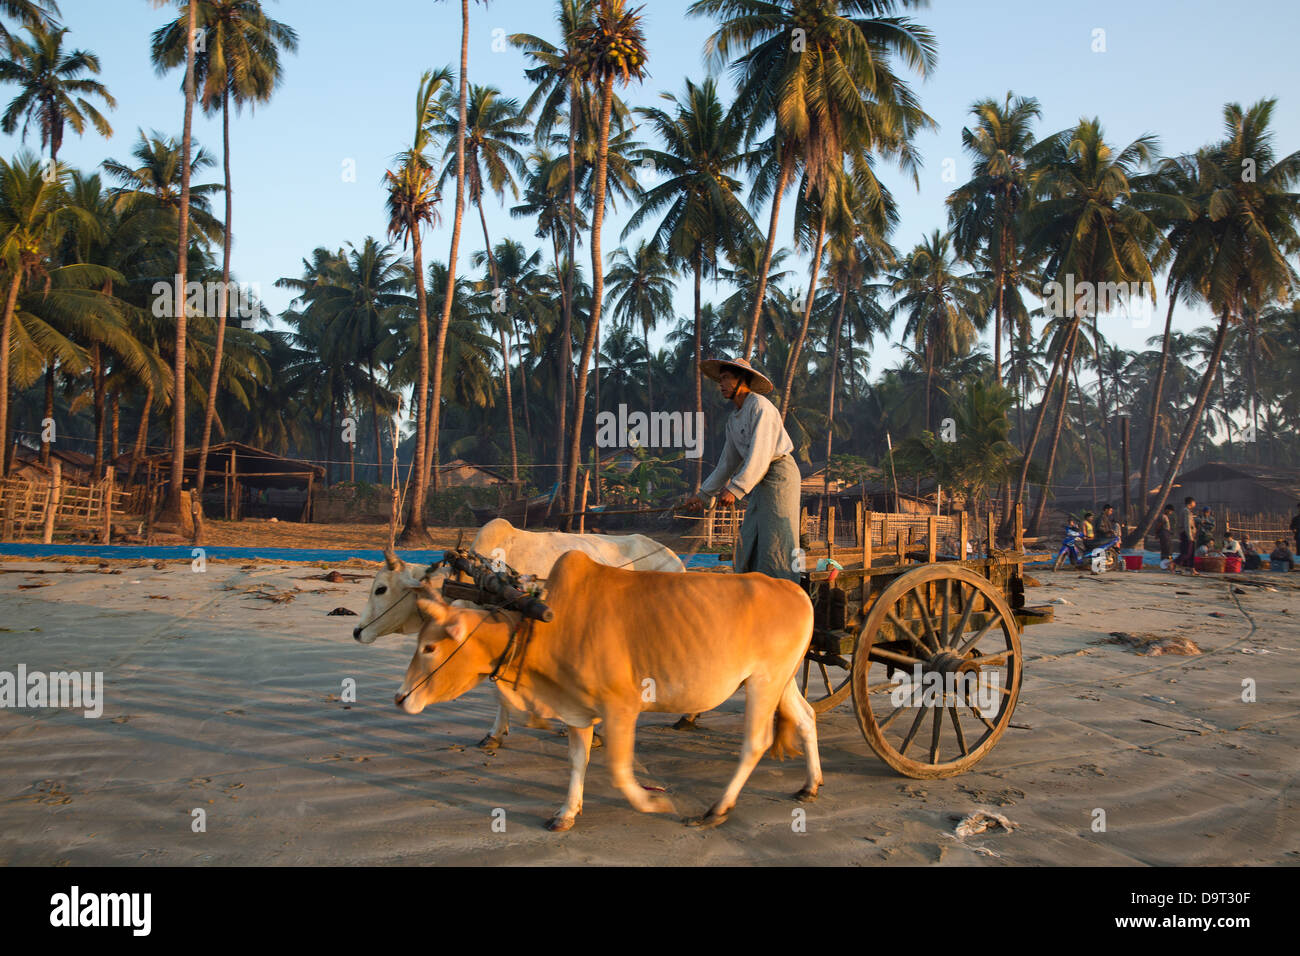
[102,466,114,544]
[578,469,590,534]
[42,460,61,544]
[896,529,905,563]
[861,509,872,569]
[827,505,836,561]
[959,511,969,561]
[861,509,873,604]
[987,512,997,557]
[927,514,938,563]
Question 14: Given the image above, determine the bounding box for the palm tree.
[387,67,451,544]
[512,0,599,489]
[101,129,223,243]
[151,0,298,497]
[0,20,114,162]
[0,0,58,52]
[434,83,527,482]
[623,76,753,486]
[884,229,985,432]
[149,0,199,519]
[688,0,936,361]
[1013,118,1176,534]
[947,92,1040,384]
[561,0,648,527]
[1130,100,1300,544]
[425,0,473,500]
[604,239,673,407]
[0,151,68,474]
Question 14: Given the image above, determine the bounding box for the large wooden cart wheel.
[799,652,851,714]
[850,565,1023,778]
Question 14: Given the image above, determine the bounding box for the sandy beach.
[0,555,1296,866]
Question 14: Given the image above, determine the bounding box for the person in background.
[1081,511,1096,542]
[1222,534,1244,559]
[1158,504,1176,571]
[1196,505,1217,550]
[1291,502,1300,555]
[1269,539,1296,572]
[1178,496,1200,575]
[1242,534,1263,571]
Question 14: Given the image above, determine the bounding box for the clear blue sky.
[17,0,1300,379]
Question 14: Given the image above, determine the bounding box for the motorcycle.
[1052,526,1086,572]
[1053,526,1125,573]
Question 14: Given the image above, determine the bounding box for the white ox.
[353,518,685,747]
[396,550,822,830]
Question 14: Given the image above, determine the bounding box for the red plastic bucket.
[1123,554,1143,571]
[1223,556,1242,573]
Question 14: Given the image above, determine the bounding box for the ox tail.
[767,692,803,761]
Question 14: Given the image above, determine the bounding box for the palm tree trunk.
[1135,292,1176,528]
[692,247,703,493]
[126,383,153,486]
[1131,313,1232,544]
[196,82,233,497]
[742,148,793,361]
[559,78,580,507]
[563,75,614,528]
[1029,320,1081,534]
[110,391,119,463]
[168,0,198,518]
[424,0,470,505]
[477,202,519,483]
[399,225,431,540]
[824,281,848,494]
[780,208,827,420]
[1011,315,1078,529]
[92,345,106,477]
[1073,360,1095,500]
[368,355,382,483]
[0,272,20,477]
[41,361,54,466]
[643,325,653,410]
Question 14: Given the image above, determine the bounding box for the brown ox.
[394,550,822,830]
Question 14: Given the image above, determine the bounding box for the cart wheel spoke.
[909,589,941,654]
[884,610,930,657]
[948,706,968,757]
[946,583,977,649]
[928,707,942,764]
[955,612,1003,657]
[897,706,928,757]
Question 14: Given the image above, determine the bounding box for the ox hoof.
[545,815,576,832]
[671,716,700,731]
[685,810,729,829]
[477,735,502,751]
[592,733,604,750]
[793,787,819,803]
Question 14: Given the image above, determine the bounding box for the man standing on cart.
[684,356,801,583]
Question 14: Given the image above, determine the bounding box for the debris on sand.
[242,585,298,604]
[1022,574,1042,587]
[326,607,357,616]
[1105,631,1202,656]
[299,570,368,583]
[953,809,1019,839]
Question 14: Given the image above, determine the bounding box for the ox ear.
[415,595,451,625]
[383,548,403,571]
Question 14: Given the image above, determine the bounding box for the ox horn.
[383,548,402,570]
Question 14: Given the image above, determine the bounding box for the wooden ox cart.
[436,504,1050,782]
